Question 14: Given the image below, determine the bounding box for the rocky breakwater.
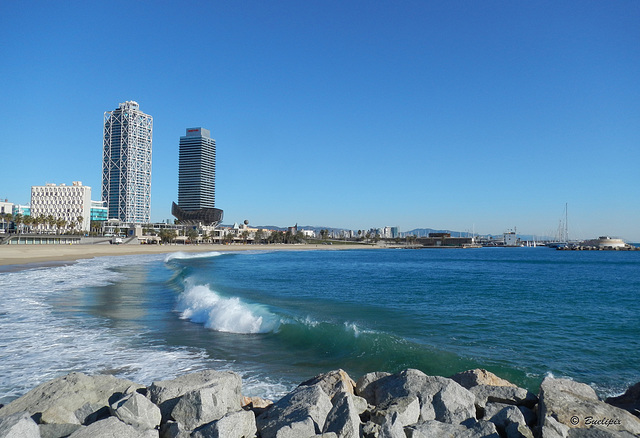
[1,368,639,438]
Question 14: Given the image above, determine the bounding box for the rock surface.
[3,369,640,438]
[538,377,640,437]
[0,372,142,426]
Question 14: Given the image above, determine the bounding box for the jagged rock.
[470,385,538,409]
[359,369,476,424]
[110,392,161,430]
[147,370,242,421]
[370,396,420,428]
[405,419,500,438]
[356,372,392,404]
[170,384,242,431]
[191,409,256,438]
[488,405,533,438]
[0,372,142,426]
[256,384,333,438]
[311,434,338,438]
[606,382,640,418]
[484,402,536,427]
[362,421,380,438]
[0,412,41,438]
[451,369,517,389]
[378,412,405,438]
[300,370,357,400]
[67,416,157,437]
[322,393,363,438]
[159,420,190,438]
[39,422,83,438]
[538,377,640,437]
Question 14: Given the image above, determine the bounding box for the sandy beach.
[0,242,376,267]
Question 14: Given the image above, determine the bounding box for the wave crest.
[176,281,279,334]
[165,251,223,262]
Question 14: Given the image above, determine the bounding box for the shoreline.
[0,242,378,268]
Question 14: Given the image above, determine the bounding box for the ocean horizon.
[1,247,638,405]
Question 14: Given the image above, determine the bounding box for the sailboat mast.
[565,203,568,243]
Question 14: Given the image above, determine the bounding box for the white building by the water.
[30,181,91,231]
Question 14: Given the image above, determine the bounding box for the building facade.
[172,127,223,226]
[102,101,153,223]
[30,181,91,231]
[90,200,108,222]
[178,127,216,210]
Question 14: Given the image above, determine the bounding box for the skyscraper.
[102,101,153,223]
[172,127,223,226]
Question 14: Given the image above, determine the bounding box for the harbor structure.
[102,101,153,223]
[172,127,223,226]
[30,181,91,231]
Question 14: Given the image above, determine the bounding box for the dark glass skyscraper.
[172,127,223,225]
[178,128,216,210]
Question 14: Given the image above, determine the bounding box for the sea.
[1,247,639,405]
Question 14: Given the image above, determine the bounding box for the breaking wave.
[164,251,224,262]
[176,279,280,334]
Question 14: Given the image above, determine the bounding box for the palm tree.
[13,214,23,233]
[46,215,55,233]
[56,218,67,234]
[77,216,84,233]
[23,215,33,233]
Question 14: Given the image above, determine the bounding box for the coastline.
[0,242,377,267]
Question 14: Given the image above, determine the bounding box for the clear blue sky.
[1,1,638,240]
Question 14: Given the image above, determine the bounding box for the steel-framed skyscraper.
[172,127,223,226]
[102,101,153,223]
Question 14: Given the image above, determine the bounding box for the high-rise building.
[102,101,153,223]
[178,127,216,210]
[172,127,223,226]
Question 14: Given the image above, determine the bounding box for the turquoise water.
[1,248,638,404]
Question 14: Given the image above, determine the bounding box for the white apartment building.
[31,181,92,231]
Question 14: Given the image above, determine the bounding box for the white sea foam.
[176,279,280,334]
[164,251,223,262]
[0,255,283,404]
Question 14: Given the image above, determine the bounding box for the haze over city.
[1,1,638,241]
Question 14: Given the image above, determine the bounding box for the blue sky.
[1,1,638,240]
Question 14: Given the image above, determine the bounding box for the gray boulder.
[110,392,161,430]
[39,423,83,438]
[470,385,538,409]
[322,393,363,438]
[484,402,536,427]
[538,377,640,437]
[405,419,500,438]
[256,384,333,438]
[355,372,391,404]
[378,412,405,438]
[0,372,142,426]
[67,416,157,437]
[488,405,533,438]
[370,396,420,428]
[170,384,242,431]
[300,370,357,400]
[147,370,242,421]
[0,412,41,438]
[191,409,256,438]
[159,420,190,438]
[359,369,476,424]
